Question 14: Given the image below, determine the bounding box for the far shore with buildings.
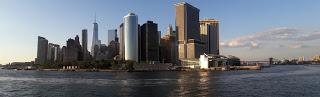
[2,2,320,72]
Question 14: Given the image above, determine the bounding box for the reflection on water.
[1,65,320,97]
[197,72,209,96]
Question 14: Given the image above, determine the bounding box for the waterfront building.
[138,24,141,62]
[123,13,139,62]
[62,35,82,62]
[95,44,108,60]
[91,16,100,57]
[140,21,160,62]
[107,40,119,59]
[313,55,320,62]
[108,29,117,45]
[119,23,125,60]
[175,2,202,60]
[35,36,48,64]
[199,54,240,69]
[47,43,60,64]
[160,25,177,63]
[82,29,89,60]
[200,19,219,55]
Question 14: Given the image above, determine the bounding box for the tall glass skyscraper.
[91,16,99,56]
[124,13,138,62]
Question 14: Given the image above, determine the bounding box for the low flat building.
[199,54,240,69]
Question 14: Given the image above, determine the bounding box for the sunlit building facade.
[124,13,139,62]
[175,2,202,60]
[200,19,219,55]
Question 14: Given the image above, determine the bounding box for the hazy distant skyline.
[1,0,320,64]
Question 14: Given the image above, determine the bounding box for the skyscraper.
[200,19,219,55]
[124,13,138,62]
[47,43,60,64]
[91,16,99,57]
[175,2,201,59]
[63,35,82,62]
[108,29,117,45]
[82,29,88,60]
[35,36,48,64]
[119,23,125,60]
[160,25,177,63]
[140,21,160,62]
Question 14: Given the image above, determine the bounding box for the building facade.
[119,23,125,60]
[160,25,177,63]
[47,43,60,64]
[82,29,89,60]
[91,17,99,57]
[140,21,160,62]
[36,36,48,64]
[175,2,202,60]
[124,13,139,62]
[108,29,117,45]
[200,19,219,55]
[62,35,82,62]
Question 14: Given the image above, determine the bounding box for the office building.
[160,25,177,63]
[63,35,82,62]
[119,23,125,60]
[35,36,48,64]
[82,29,89,60]
[175,2,202,59]
[200,18,219,55]
[91,16,99,57]
[108,29,117,44]
[140,21,160,62]
[47,43,60,64]
[124,13,138,62]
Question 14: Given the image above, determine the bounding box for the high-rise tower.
[124,13,138,62]
[35,36,48,64]
[175,2,201,59]
[82,29,88,59]
[91,15,99,56]
[108,29,117,44]
[140,21,160,62]
[119,23,125,60]
[200,19,219,55]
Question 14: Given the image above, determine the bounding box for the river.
[1,65,320,97]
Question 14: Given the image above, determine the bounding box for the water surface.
[1,65,320,97]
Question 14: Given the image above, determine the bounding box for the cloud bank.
[221,27,320,48]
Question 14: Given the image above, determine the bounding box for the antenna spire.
[94,13,97,23]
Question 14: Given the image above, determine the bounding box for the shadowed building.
[200,19,219,55]
[62,35,82,62]
[35,36,48,64]
[160,25,177,63]
[119,23,125,60]
[108,29,117,44]
[47,43,60,64]
[140,21,160,62]
[82,29,89,60]
[175,2,202,60]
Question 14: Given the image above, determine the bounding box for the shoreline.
[2,67,262,72]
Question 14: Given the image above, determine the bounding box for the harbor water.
[1,65,320,97]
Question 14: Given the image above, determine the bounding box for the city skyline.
[1,0,320,64]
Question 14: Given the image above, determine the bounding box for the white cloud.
[221,27,320,48]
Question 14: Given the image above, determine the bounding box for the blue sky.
[1,0,320,64]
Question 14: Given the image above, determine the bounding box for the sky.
[1,0,320,64]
